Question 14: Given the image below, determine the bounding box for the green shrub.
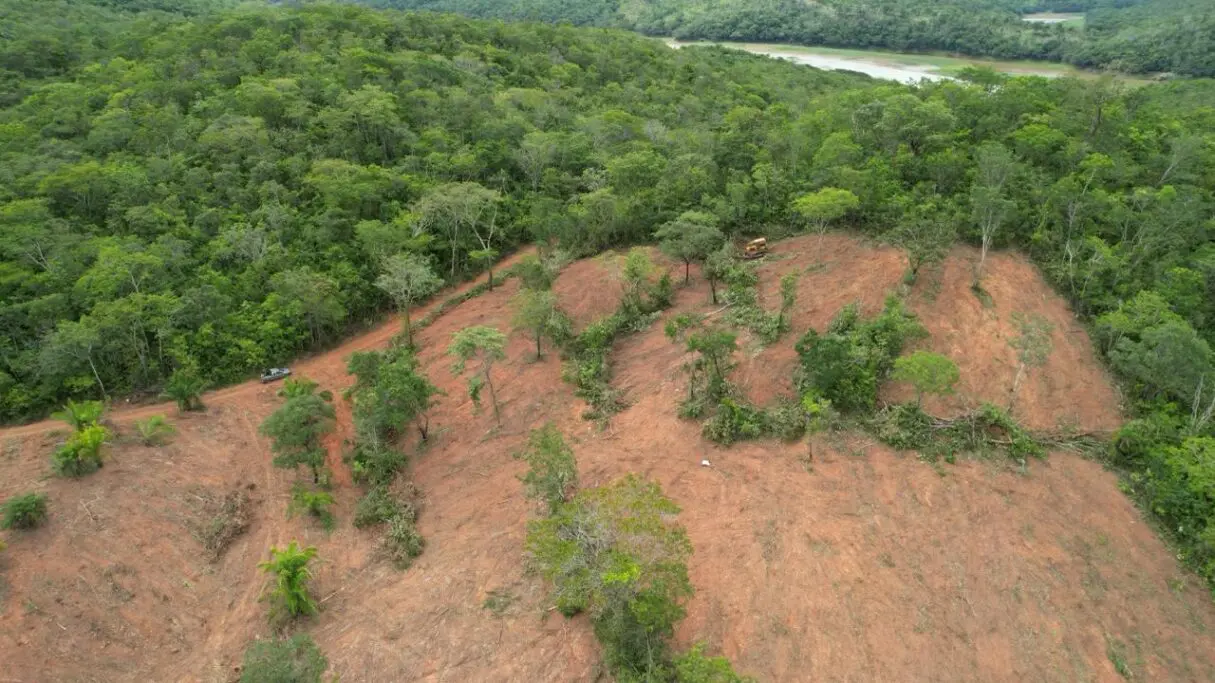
[514,423,578,513]
[52,399,105,432]
[383,513,425,569]
[527,476,692,680]
[353,485,402,528]
[764,400,810,442]
[135,414,176,446]
[51,423,109,477]
[240,634,329,683]
[347,441,407,488]
[564,273,672,421]
[872,402,1045,465]
[674,644,756,682]
[258,541,318,621]
[702,398,767,445]
[1,492,48,530]
[288,485,335,531]
[795,297,923,413]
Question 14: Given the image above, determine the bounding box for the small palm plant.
[135,415,176,446]
[163,369,208,412]
[259,541,319,621]
[52,423,110,477]
[52,399,105,432]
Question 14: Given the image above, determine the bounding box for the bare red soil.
[1,236,1210,683]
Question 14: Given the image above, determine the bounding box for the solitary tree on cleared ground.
[892,351,960,408]
[449,326,507,423]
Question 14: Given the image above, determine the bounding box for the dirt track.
[2,236,1213,682]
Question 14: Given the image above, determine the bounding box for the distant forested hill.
[360,0,1214,77]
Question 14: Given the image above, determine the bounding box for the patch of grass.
[971,282,994,308]
[1106,635,1132,679]
[482,588,517,616]
[190,489,252,561]
[240,634,329,683]
[288,484,336,531]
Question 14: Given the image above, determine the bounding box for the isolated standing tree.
[512,289,570,360]
[513,422,578,514]
[376,252,443,347]
[702,243,734,305]
[792,187,859,244]
[889,215,956,282]
[892,351,960,408]
[654,211,724,284]
[1008,312,1054,410]
[449,326,507,423]
[260,382,336,483]
[779,272,799,332]
[970,142,1017,285]
[259,541,319,620]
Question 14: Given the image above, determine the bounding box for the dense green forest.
[2,0,1215,588]
[366,0,1215,77]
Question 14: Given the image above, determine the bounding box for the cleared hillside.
[2,237,1212,682]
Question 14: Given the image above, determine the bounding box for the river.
[665,39,1109,84]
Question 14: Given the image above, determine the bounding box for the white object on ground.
[701,459,712,467]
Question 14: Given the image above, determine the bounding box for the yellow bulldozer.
[741,237,768,260]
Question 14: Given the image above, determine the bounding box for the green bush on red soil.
[1,492,48,530]
[240,633,329,683]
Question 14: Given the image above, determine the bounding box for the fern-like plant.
[135,415,176,446]
[52,399,105,432]
[51,423,109,477]
[259,541,319,621]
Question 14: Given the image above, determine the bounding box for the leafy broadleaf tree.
[449,326,507,423]
[654,211,724,284]
[526,476,693,680]
[411,182,499,282]
[1007,312,1054,410]
[349,348,441,443]
[260,379,336,483]
[791,187,859,244]
[892,351,960,408]
[513,422,578,513]
[375,252,443,348]
[511,289,571,360]
[702,243,735,305]
[258,541,319,621]
[969,142,1017,285]
[889,213,956,282]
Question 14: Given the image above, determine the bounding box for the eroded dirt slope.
[0,236,1209,683]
